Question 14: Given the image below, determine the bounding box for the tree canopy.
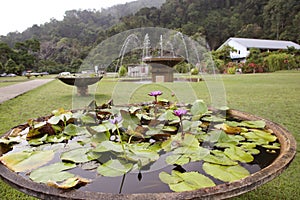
[0,0,299,74]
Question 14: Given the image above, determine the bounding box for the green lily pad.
[159,170,215,192]
[203,152,238,166]
[91,124,110,133]
[97,159,133,177]
[47,134,70,143]
[242,129,277,143]
[191,100,208,117]
[29,162,76,183]
[93,141,124,153]
[120,110,139,130]
[162,126,177,132]
[0,150,54,172]
[158,110,179,122]
[63,124,89,136]
[61,148,95,163]
[203,162,250,182]
[240,120,266,129]
[224,146,254,163]
[28,134,48,146]
[262,143,281,150]
[202,115,225,122]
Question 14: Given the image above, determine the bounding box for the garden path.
[0,79,53,104]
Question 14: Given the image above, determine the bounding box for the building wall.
[228,40,249,60]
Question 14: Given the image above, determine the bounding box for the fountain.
[142,35,185,82]
[57,75,103,96]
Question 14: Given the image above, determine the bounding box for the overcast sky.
[0,0,136,36]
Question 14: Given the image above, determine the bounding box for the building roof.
[219,37,300,50]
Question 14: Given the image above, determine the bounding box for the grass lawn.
[0,75,56,88]
[0,71,299,199]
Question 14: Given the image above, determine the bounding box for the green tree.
[5,58,18,74]
[118,65,127,77]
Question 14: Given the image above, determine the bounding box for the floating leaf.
[159,170,215,192]
[91,123,112,133]
[0,150,54,172]
[47,176,91,189]
[222,123,242,134]
[202,115,225,122]
[242,129,277,144]
[203,153,238,166]
[159,171,182,184]
[47,116,61,125]
[124,147,159,166]
[158,110,179,122]
[61,148,95,163]
[166,154,191,165]
[240,120,266,129]
[28,134,48,146]
[120,110,139,130]
[191,100,208,117]
[262,143,281,150]
[30,162,76,183]
[63,124,87,136]
[47,134,69,143]
[162,126,177,132]
[97,159,133,177]
[203,162,250,182]
[93,141,124,153]
[224,146,254,163]
[129,106,140,114]
[80,115,96,124]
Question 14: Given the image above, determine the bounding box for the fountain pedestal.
[143,57,184,82]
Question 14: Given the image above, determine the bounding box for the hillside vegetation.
[0,0,299,74]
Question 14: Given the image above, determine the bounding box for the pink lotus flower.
[148,91,163,97]
[173,109,187,117]
[109,116,122,124]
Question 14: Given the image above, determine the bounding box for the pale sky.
[0,0,136,36]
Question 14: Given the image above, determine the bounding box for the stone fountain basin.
[0,109,296,200]
[142,57,185,67]
[57,76,103,87]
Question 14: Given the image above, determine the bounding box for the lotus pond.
[0,91,280,194]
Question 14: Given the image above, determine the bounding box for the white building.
[218,37,300,62]
[127,64,149,77]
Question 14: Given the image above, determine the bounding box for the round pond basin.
[0,109,296,200]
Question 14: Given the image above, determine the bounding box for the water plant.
[0,91,281,193]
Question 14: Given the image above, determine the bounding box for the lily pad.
[0,150,54,172]
[224,146,254,163]
[203,162,250,182]
[240,120,266,129]
[47,176,91,189]
[203,154,238,166]
[242,129,277,144]
[61,148,96,163]
[63,124,90,136]
[93,141,124,153]
[30,162,76,183]
[159,170,215,192]
[191,100,208,117]
[97,159,133,177]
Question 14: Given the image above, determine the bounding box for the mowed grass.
[0,71,299,199]
[0,75,57,88]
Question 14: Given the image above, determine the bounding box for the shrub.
[118,65,127,77]
[191,68,199,75]
[264,53,297,72]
